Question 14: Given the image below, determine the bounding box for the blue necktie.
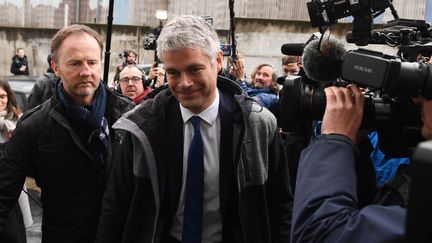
[182,116,204,243]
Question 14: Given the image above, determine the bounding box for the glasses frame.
[119,76,142,84]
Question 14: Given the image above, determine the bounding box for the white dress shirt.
[170,89,222,243]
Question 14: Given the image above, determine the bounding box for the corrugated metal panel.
[0,0,428,28]
[168,0,229,29]
[233,0,310,21]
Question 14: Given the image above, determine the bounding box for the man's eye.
[166,71,179,77]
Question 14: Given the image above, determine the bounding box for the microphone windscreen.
[302,38,347,82]
[281,43,305,56]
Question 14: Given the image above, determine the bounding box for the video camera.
[307,0,398,46]
[278,0,432,157]
[143,26,163,51]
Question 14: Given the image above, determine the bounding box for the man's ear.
[216,50,223,71]
[51,60,61,77]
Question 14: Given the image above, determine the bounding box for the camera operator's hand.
[148,62,158,81]
[321,84,364,143]
[117,64,124,72]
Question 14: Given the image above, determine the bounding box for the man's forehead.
[120,67,141,77]
[258,66,274,73]
[163,48,211,66]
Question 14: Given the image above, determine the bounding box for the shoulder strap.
[374,164,411,207]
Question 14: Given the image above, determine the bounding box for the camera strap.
[374,164,410,207]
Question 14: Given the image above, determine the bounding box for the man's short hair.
[282,55,299,65]
[50,24,103,62]
[118,65,147,89]
[127,50,137,57]
[156,15,220,66]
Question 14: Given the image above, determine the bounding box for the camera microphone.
[281,43,305,56]
[302,38,347,82]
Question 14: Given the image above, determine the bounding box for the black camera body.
[307,0,392,45]
[279,1,432,157]
[346,18,432,60]
[143,26,163,51]
[342,48,432,99]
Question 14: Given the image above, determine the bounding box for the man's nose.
[179,73,193,87]
[80,63,92,76]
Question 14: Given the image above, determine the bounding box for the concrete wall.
[0,20,401,82]
[0,24,155,82]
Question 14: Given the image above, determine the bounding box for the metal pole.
[103,0,115,84]
[229,0,237,62]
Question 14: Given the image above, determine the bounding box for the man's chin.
[76,87,97,97]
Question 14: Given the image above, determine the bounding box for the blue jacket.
[239,82,278,114]
[292,134,407,243]
[368,131,410,185]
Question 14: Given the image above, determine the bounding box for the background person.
[111,50,138,90]
[147,64,166,88]
[236,63,279,114]
[10,48,29,76]
[27,54,59,109]
[281,55,300,77]
[118,65,151,104]
[0,78,32,243]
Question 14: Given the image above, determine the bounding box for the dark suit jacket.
[160,90,237,241]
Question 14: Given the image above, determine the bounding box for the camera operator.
[292,52,432,241]
[118,50,138,71]
[291,84,411,243]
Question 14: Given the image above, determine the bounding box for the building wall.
[0,0,429,28]
[0,0,429,81]
[0,19,400,83]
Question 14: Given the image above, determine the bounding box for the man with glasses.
[118,65,151,104]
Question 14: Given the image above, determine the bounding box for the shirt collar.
[180,89,220,126]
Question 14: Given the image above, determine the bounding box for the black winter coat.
[10,55,29,75]
[27,72,59,109]
[0,83,134,243]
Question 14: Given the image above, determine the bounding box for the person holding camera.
[118,50,137,71]
[291,63,432,242]
[147,63,166,89]
[237,63,279,115]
